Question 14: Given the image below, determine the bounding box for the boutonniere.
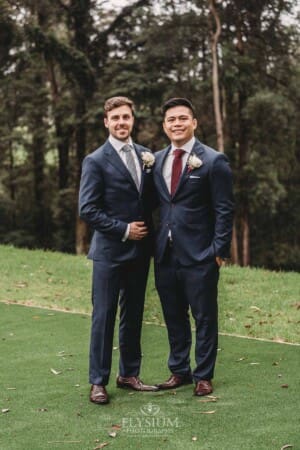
[187,153,203,172]
[141,151,155,170]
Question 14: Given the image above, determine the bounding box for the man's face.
[104,104,134,142]
[163,105,197,147]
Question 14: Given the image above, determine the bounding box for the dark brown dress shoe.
[194,380,213,396]
[116,376,158,392]
[156,373,193,390]
[90,385,109,404]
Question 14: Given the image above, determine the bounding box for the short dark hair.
[162,97,196,118]
[104,96,135,117]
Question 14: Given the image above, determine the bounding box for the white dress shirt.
[162,136,195,192]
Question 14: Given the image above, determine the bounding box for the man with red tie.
[153,98,234,396]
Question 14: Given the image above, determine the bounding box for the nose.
[173,118,182,126]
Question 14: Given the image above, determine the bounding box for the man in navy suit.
[153,98,234,396]
[79,96,157,404]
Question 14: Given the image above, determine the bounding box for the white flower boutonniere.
[141,151,155,170]
[187,154,203,172]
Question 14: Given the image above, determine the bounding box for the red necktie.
[171,149,185,195]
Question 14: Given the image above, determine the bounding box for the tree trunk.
[31,76,48,247]
[8,139,16,228]
[231,220,239,265]
[241,210,250,266]
[75,95,89,255]
[209,0,224,153]
[46,58,71,190]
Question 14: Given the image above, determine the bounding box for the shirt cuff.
[122,224,130,242]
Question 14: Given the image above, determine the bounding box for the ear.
[104,117,109,129]
[193,118,197,130]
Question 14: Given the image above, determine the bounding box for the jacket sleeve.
[78,156,128,238]
[210,154,235,258]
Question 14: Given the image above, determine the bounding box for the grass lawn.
[0,245,299,343]
[1,302,299,450]
[0,245,299,449]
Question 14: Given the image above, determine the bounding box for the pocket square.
[189,175,201,179]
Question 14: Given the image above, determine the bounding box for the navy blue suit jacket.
[79,140,154,262]
[153,139,234,265]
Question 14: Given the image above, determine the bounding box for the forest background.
[0,0,299,271]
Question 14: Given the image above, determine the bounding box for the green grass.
[1,302,299,450]
[0,245,299,449]
[0,245,299,343]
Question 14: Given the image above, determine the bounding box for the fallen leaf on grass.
[281,445,293,450]
[236,357,246,362]
[37,408,48,412]
[15,282,28,288]
[6,387,16,390]
[249,362,260,365]
[111,424,121,430]
[200,410,216,414]
[290,302,300,310]
[192,436,197,441]
[50,368,62,375]
[281,384,289,388]
[250,306,261,312]
[198,398,217,403]
[94,443,109,450]
[2,409,9,413]
[108,431,117,438]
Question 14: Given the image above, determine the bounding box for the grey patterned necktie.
[121,144,139,189]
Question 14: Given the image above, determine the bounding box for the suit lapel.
[156,147,171,198]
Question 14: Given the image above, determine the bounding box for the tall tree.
[209,0,224,152]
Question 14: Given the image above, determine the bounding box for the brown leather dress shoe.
[156,373,193,390]
[194,380,213,396]
[90,385,109,404]
[116,376,158,392]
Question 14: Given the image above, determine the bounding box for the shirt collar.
[109,135,133,152]
[170,136,195,154]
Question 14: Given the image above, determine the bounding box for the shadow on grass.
[1,302,299,450]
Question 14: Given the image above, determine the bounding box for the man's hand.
[216,256,225,267]
[128,221,148,240]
